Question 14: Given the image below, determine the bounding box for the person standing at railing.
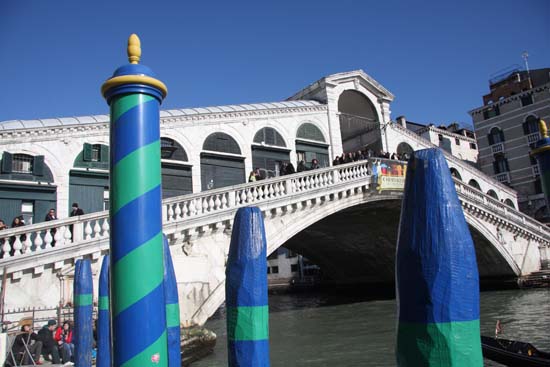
[285,162,295,174]
[70,203,84,217]
[248,171,257,182]
[8,216,25,256]
[44,208,58,247]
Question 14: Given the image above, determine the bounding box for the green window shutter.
[100,145,109,163]
[33,155,45,176]
[1,152,13,173]
[83,143,92,161]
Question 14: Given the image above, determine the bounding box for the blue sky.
[1,0,548,128]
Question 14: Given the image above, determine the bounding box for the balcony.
[495,172,511,184]
[491,142,505,154]
[533,165,540,177]
[527,132,541,145]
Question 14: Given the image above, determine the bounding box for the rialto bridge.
[0,70,548,326]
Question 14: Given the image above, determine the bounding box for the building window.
[438,134,443,141]
[291,264,299,273]
[455,138,460,146]
[286,249,298,258]
[267,267,271,274]
[469,142,477,149]
[492,154,509,174]
[487,127,505,145]
[91,144,101,162]
[253,127,287,147]
[523,116,539,135]
[21,201,34,225]
[271,266,279,274]
[12,154,34,173]
[521,94,534,107]
[535,179,543,194]
[483,106,500,120]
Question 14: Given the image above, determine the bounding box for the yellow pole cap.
[127,34,141,64]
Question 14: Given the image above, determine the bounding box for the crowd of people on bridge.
[333,148,409,166]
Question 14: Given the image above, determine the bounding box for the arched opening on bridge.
[1,152,56,224]
[450,168,462,180]
[337,90,381,154]
[70,143,109,214]
[295,123,329,169]
[201,133,245,190]
[161,137,192,198]
[504,198,515,209]
[487,189,499,200]
[468,179,481,191]
[396,142,413,160]
[252,127,290,179]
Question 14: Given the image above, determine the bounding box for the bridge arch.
[201,132,246,190]
[337,90,381,153]
[468,179,481,191]
[450,167,462,180]
[295,122,330,169]
[396,142,413,158]
[252,127,290,178]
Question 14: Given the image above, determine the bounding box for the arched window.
[253,127,286,147]
[487,127,505,145]
[450,168,462,180]
[12,154,35,174]
[203,133,241,155]
[296,123,326,142]
[487,190,499,200]
[504,199,515,209]
[468,179,481,191]
[492,153,509,174]
[523,115,539,135]
[396,142,413,157]
[161,138,188,161]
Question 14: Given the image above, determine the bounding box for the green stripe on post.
[111,94,155,123]
[227,306,269,341]
[397,319,483,366]
[165,303,180,328]
[120,330,168,367]
[111,141,161,214]
[98,296,109,311]
[112,232,164,315]
[74,293,93,307]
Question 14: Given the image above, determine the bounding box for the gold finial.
[127,34,141,64]
[539,119,548,138]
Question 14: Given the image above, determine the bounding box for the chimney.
[397,116,407,128]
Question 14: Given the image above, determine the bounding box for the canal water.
[191,288,549,366]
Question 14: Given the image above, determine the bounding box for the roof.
[0,100,324,131]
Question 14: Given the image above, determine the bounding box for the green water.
[191,288,549,366]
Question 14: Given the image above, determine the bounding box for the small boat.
[481,335,550,367]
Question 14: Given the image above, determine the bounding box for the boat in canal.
[481,335,550,367]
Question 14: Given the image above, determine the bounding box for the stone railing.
[389,123,517,199]
[1,157,548,275]
[0,160,372,268]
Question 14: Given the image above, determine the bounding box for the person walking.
[69,203,84,217]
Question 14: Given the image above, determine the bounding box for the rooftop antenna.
[522,51,533,88]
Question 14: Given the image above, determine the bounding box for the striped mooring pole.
[531,119,550,216]
[101,34,169,367]
[395,148,483,366]
[226,207,270,367]
[97,254,111,367]
[163,235,181,367]
[74,259,93,367]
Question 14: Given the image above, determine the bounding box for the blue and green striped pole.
[74,258,93,367]
[395,148,483,366]
[102,34,169,367]
[163,235,181,367]
[226,207,270,367]
[97,254,111,367]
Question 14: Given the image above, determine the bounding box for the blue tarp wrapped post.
[163,235,181,367]
[74,258,93,367]
[97,255,111,367]
[226,207,270,367]
[395,148,483,366]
